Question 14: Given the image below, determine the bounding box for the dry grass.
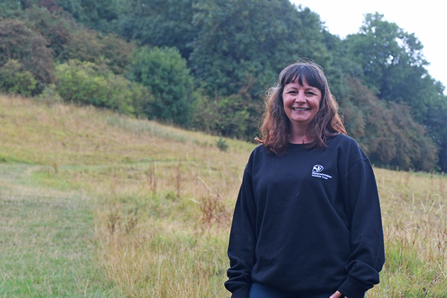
[0,95,252,166]
[1,95,447,297]
[369,169,447,297]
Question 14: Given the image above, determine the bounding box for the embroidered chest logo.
[312,164,332,180]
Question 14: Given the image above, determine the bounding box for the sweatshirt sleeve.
[224,165,257,298]
[338,157,385,298]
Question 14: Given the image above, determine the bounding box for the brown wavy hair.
[257,62,346,155]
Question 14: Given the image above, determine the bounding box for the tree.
[187,0,333,140]
[425,100,447,172]
[117,0,197,60]
[61,28,134,75]
[189,0,330,99]
[0,19,54,92]
[128,46,195,126]
[345,12,447,171]
[22,5,72,57]
[345,12,442,123]
[0,1,22,17]
[342,77,437,171]
[37,0,63,12]
[55,0,121,33]
[101,33,135,75]
[320,29,364,102]
[61,29,103,62]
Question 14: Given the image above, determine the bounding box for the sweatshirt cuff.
[231,287,250,298]
[338,277,366,298]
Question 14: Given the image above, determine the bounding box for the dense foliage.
[0,60,37,95]
[0,18,54,93]
[55,60,149,116]
[0,0,446,172]
[189,0,329,98]
[342,78,438,171]
[128,46,195,126]
[117,0,197,59]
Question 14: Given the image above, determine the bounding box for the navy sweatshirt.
[225,134,385,298]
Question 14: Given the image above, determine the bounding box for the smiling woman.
[256,62,346,155]
[282,77,322,143]
[225,62,385,298]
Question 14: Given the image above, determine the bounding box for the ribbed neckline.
[287,134,340,152]
[287,142,312,152]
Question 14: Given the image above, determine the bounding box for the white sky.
[290,0,447,93]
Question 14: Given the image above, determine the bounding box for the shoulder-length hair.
[257,62,346,155]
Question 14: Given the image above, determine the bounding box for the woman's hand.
[330,291,348,298]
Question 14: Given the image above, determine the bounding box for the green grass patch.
[0,167,116,297]
[0,153,31,164]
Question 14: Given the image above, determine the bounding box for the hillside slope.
[0,96,446,297]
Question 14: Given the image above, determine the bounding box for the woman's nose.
[295,92,305,102]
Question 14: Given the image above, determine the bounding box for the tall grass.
[1,95,446,297]
[370,169,447,297]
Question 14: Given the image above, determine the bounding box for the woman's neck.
[289,135,314,144]
[289,125,314,144]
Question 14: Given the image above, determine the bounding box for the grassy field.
[1,95,446,297]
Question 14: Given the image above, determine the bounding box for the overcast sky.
[290,0,447,93]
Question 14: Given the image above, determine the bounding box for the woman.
[225,62,385,298]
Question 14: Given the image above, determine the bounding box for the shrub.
[215,136,228,152]
[55,60,151,116]
[0,60,37,95]
[36,83,63,105]
[128,46,195,126]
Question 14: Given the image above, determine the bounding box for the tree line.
[1,0,446,172]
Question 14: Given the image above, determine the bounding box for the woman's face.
[282,77,322,131]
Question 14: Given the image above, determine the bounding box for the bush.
[36,83,63,105]
[128,46,195,126]
[55,60,151,116]
[215,136,228,152]
[0,60,37,95]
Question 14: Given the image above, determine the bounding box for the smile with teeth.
[292,108,310,111]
